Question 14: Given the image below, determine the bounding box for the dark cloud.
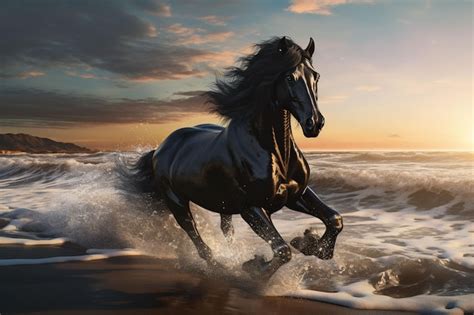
[172,90,205,97]
[0,87,209,128]
[133,0,172,16]
[163,0,254,17]
[0,0,220,80]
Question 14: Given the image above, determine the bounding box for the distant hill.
[0,133,93,153]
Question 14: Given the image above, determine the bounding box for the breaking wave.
[0,151,473,314]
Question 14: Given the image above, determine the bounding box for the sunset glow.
[0,0,472,151]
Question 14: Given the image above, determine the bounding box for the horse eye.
[286,75,294,81]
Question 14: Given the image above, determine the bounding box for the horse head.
[274,37,324,138]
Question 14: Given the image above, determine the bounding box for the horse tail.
[129,150,156,194]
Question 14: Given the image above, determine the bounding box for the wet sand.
[0,244,415,315]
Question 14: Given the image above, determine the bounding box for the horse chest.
[259,159,298,210]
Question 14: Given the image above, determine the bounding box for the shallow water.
[0,151,473,314]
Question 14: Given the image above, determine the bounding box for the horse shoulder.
[227,124,272,181]
[288,143,310,192]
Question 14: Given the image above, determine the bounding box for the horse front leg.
[287,187,343,260]
[241,207,291,279]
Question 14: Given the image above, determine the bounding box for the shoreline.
[0,244,415,315]
[1,151,472,314]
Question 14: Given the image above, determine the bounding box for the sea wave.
[1,151,472,216]
[305,152,473,218]
[0,151,473,314]
[306,151,474,163]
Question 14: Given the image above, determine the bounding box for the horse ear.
[305,37,315,57]
[278,36,290,54]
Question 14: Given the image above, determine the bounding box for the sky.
[0,0,472,151]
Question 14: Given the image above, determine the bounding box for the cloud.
[65,71,97,79]
[18,71,46,79]
[166,23,202,36]
[165,23,234,45]
[198,15,229,26]
[133,0,172,16]
[146,25,159,37]
[321,95,348,103]
[0,88,209,128]
[197,50,240,68]
[0,70,46,79]
[388,134,401,138]
[0,1,232,81]
[183,31,234,45]
[355,85,380,92]
[172,90,206,97]
[287,0,373,15]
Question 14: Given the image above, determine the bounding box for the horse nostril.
[305,117,315,129]
[320,116,325,128]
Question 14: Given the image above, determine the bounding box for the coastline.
[0,244,414,315]
[1,151,472,314]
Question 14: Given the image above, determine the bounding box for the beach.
[1,243,416,315]
[0,151,473,314]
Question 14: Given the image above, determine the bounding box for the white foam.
[1,151,472,313]
[280,280,474,314]
[0,236,68,245]
[0,248,142,266]
[328,207,474,269]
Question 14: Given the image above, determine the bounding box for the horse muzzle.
[301,116,324,138]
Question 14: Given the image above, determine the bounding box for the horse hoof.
[313,246,334,260]
[290,229,335,259]
[290,228,320,256]
[242,255,265,272]
[290,236,305,252]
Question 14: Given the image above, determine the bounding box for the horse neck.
[252,106,294,166]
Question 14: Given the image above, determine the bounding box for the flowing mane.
[205,37,310,121]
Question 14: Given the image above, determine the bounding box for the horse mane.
[205,37,310,121]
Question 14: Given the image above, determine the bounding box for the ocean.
[0,151,473,314]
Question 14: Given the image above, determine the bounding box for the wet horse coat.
[134,37,343,277]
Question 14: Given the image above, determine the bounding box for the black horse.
[133,37,343,278]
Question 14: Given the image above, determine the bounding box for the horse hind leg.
[162,189,219,266]
[220,214,234,241]
[240,207,291,279]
